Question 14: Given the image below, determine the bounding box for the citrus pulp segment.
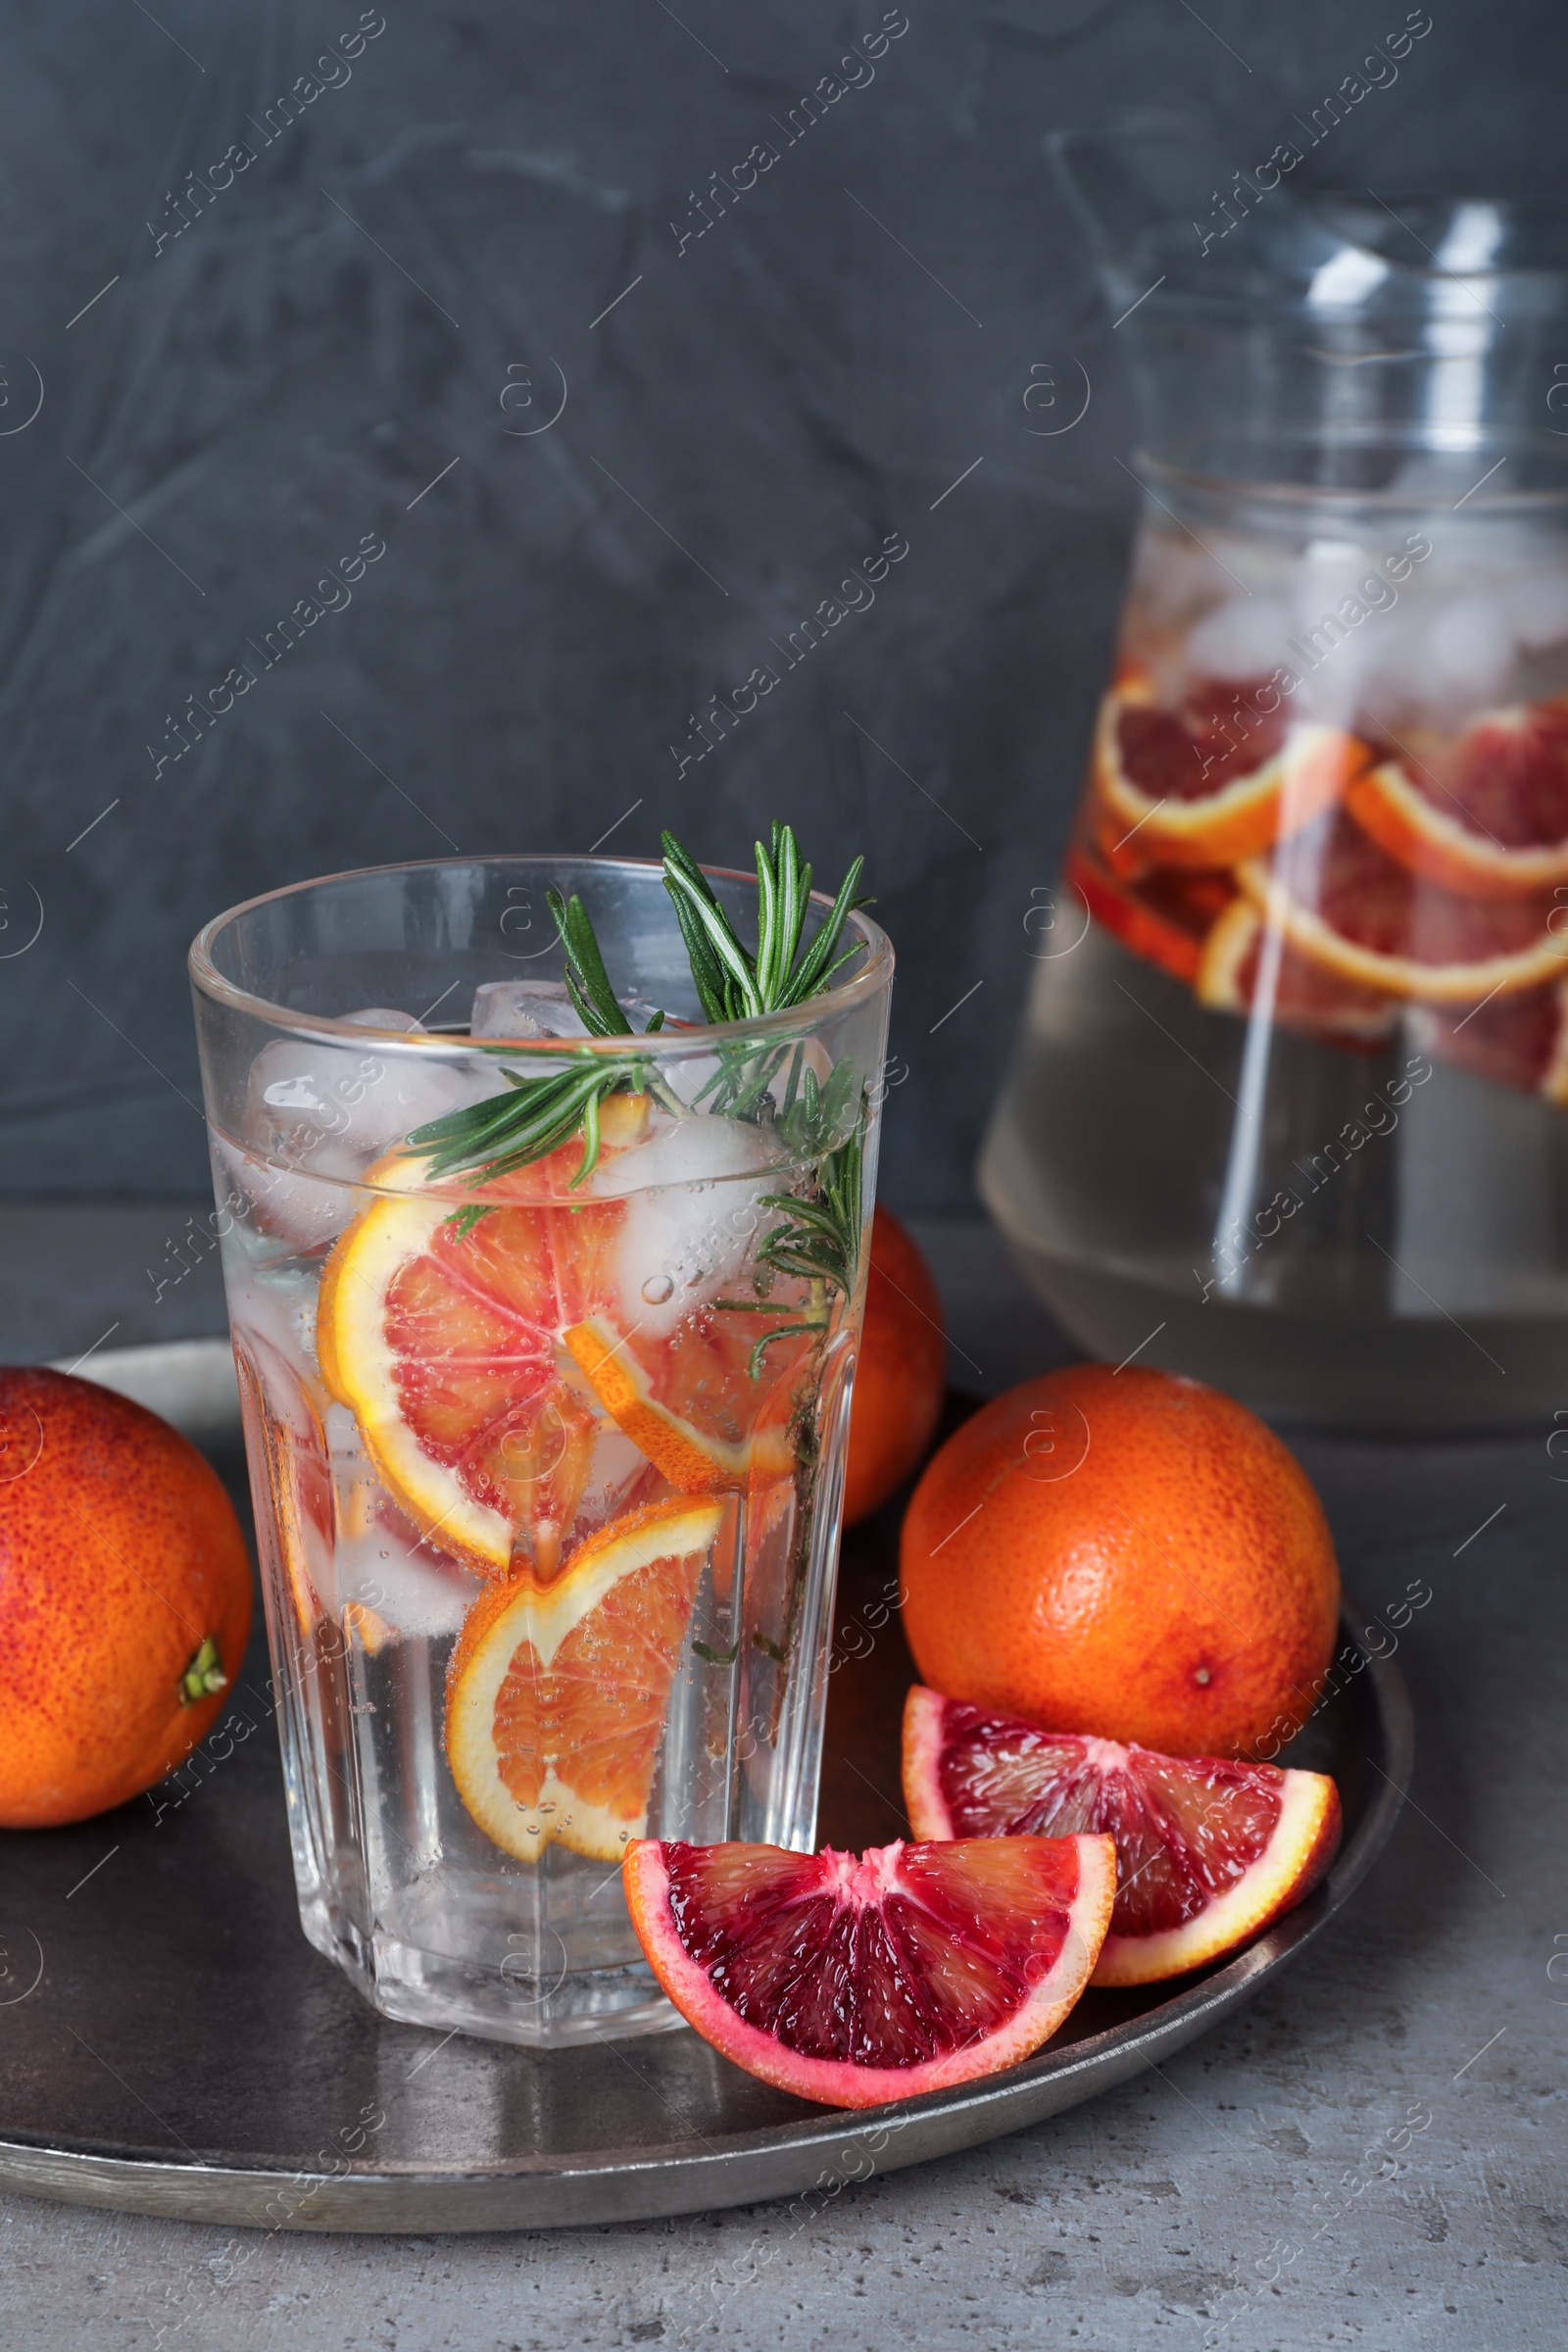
[902,1687,1341,1986]
[623,1832,1116,2106]
[1093,678,1365,869]
[445,1495,723,1862]
[1236,805,1568,1003]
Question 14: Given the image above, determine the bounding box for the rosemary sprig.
[662,822,868,1023]
[757,1105,864,1297]
[717,1096,868,1377]
[406,1051,650,1193]
[401,823,869,1200]
[546,888,665,1041]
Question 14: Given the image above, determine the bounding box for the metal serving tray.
[0,1341,1410,2231]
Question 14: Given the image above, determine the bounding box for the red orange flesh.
[624,1832,1115,2107]
[903,1687,1341,1985]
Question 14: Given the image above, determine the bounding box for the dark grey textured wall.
[2,0,1563,1209]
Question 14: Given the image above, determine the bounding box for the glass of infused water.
[190,845,892,2044]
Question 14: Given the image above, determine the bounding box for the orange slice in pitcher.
[1196,898,1398,1047]
[1346,701,1568,898]
[1094,676,1367,870]
[445,1495,723,1862]
[1065,834,1236,988]
[1236,803,1568,1003]
[318,1143,628,1578]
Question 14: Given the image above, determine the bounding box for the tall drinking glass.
[190,857,893,2045]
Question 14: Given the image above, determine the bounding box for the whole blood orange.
[842,1206,947,1527]
[899,1365,1340,1758]
[0,1368,253,1828]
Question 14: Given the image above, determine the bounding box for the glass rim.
[1135,448,1568,513]
[188,850,894,1053]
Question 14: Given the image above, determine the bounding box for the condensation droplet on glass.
[641,1272,675,1304]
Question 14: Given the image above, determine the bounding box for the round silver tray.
[0,1341,1410,2232]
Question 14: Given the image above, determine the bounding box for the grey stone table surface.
[0,1203,1563,2351]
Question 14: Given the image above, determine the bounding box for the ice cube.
[470,980,590,1040]
[1183,596,1293,682]
[213,1132,360,1251]
[340,1522,481,1641]
[245,1033,476,1171]
[1422,596,1518,710]
[339,1006,421,1030]
[1501,572,1568,653]
[469,980,663,1041]
[591,1113,796,1337]
[590,1111,789,1198]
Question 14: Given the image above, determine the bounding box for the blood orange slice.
[320,1130,808,1577]
[1196,898,1398,1047]
[1093,677,1366,869]
[1237,804,1568,1003]
[1346,701,1568,898]
[624,1831,1115,2107]
[446,1495,722,1861]
[1065,835,1235,988]
[903,1687,1340,1987]
[1414,980,1568,1102]
[563,1314,800,1494]
[318,1147,624,1578]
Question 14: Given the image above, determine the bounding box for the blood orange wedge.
[623,1832,1115,2107]
[1237,803,1568,1003]
[1065,835,1236,988]
[1346,701,1568,898]
[902,1687,1340,1987]
[1093,676,1366,869]
[1196,898,1397,1047]
[446,1494,722,1862]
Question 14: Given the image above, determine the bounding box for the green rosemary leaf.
[753,836,780,1002]
[753,1632,787,1663]
[665,876,732,1023]
[548,889,637,1037]
[787,855,866,1002]
[746,1320,828,1380]
[692,1639,740,1666]
[444,1203,494,1241]
[663,859,758,1013]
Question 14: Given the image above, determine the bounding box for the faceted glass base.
[297,1887,684,2047]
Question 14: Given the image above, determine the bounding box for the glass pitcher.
[982,124,1568,1427]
